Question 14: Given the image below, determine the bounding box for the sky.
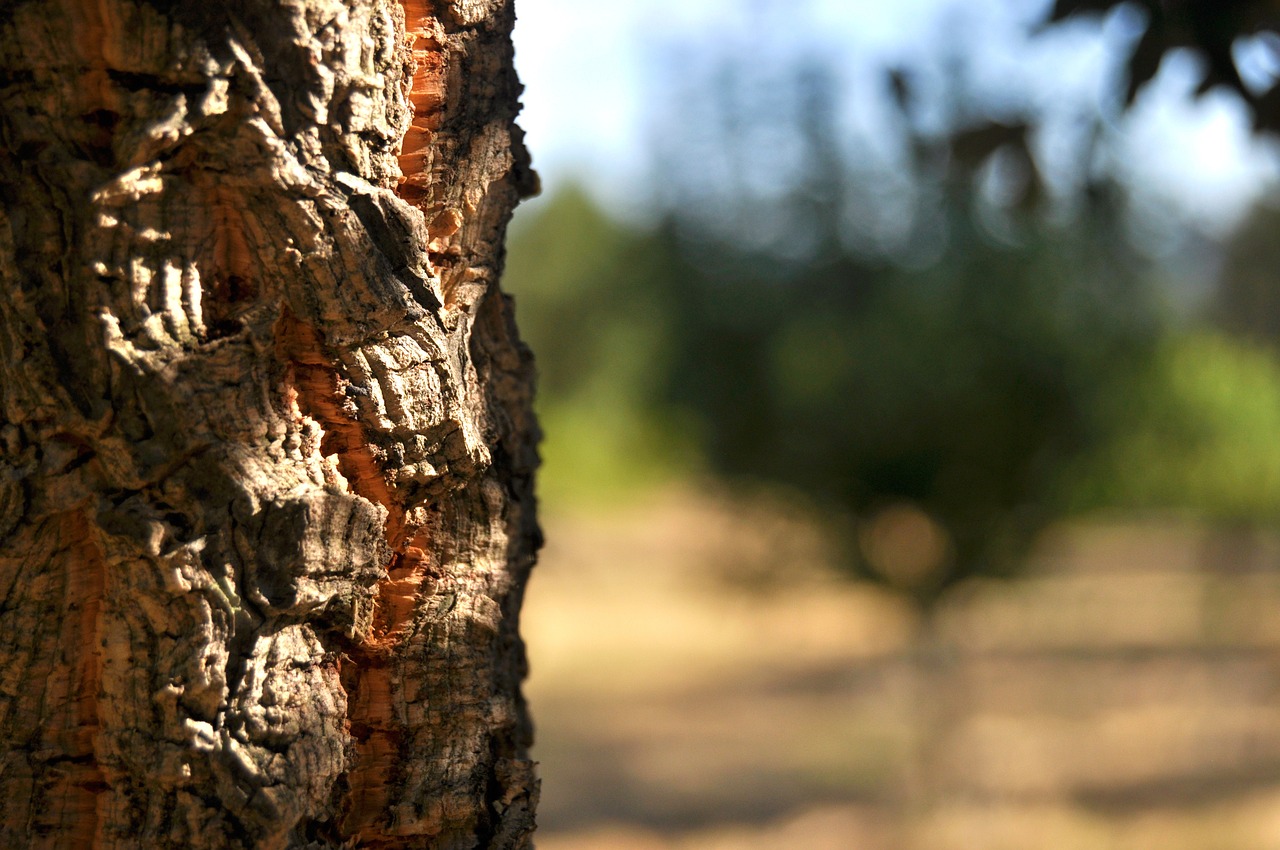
[511,0,1279,236]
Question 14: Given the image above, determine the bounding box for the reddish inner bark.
[274,309,407,547]
[333,4,457,840]
[276,309,440,843]
[395,0,445,210]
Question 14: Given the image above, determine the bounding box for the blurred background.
[507,1,1280,847]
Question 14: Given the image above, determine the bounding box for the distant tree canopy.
[639,8,1166,605]
[663,196,1157,605]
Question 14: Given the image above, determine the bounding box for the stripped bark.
[0,0,540,847]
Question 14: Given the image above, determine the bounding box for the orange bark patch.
[327,9,464,839]
[394,1,470,308]
[67,511,105,766]
[336,524,441,838]
[372,534,437,643]
[274,309,407,547]
[275,311,442,839]
[338,661,400,842]
[396,0,446,208]
[340,657,449,844]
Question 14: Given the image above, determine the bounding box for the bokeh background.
[507,1,1280,847]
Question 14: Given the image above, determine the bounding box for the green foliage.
[1071,331,1280,523]
[655,187,1160,603]
[507,185,1153,594]
[503,189,700,505]
[502,2,1280,608]
[506,179,1280,606]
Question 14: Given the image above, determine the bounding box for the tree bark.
[0,0,540,847]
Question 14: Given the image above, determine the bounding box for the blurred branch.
[1050,0,1280,129]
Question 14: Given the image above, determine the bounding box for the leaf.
[1048,0,1123,23]
[1124,21,1168,104]
[1249,81,1280,130]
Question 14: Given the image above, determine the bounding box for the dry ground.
[522,488,1280,850]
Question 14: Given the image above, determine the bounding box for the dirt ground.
[521,488,1280,850]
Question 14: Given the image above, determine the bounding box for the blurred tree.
[506,2,1280,612]
[1045,2,1280,527]
[505,190,697,503]
[1216,200,1280,342]
[507,32,1168,608]
[1066,195,1280,525]
[645,36,1164,607]
[1070,330,1280,522]
[655,182,1158,606]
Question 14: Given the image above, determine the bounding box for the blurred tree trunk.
[0,0,539,847]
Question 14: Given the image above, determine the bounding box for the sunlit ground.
[523,487,1280,850]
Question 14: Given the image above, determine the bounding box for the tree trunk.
[0,0,540,847]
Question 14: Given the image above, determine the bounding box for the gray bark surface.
[0,0,540,847]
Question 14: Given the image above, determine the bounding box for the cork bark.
[0,0,540,847]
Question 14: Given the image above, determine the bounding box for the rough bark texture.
[0,0,540,847]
